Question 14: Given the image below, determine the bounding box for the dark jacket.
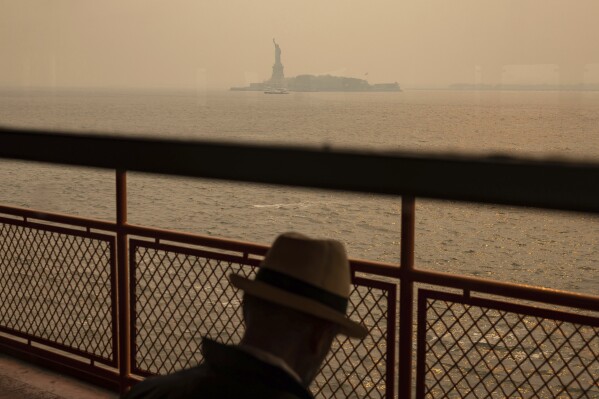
[123,339,313,399]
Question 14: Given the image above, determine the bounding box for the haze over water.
[1,3,598,397]
[0,89,597,295]
[2,1,599,90]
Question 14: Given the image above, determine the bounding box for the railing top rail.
[2,127,599,213]
[350,258,400,278]
[0,204,117,231]
[411,269,599,312]
[0,204,269,255]
[2,203,598,311]
[125,223,269,255]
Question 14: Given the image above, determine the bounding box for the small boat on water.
[264,88,289,94]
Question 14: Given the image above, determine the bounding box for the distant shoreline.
[2,85,599,94]
[444,83,599,92]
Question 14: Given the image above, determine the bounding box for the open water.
[0,89,598,296]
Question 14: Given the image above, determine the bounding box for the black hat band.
[255,268,348,314]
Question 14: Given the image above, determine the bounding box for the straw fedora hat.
[229,232,368,339]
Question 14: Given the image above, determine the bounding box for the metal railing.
[1,128,598,398]
[0,199,398,398]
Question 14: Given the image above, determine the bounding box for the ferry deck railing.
[0,128,598,398]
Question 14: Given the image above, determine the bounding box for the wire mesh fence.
[0,219,115,364]
[131,240,259,375]
[417,290,599,399]
[130,240,397,398]
[1,207,598,398]
[315,280,396,398]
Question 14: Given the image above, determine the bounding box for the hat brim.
[229,273,368,339]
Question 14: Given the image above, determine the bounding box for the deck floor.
[0,353,117,399]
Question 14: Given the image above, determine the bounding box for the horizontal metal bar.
[352,276,397,291]
[0,326,115,366]
[0,204,117,232]
[125,223,269,255]
[131,366,154,378]
[0,215,115,242]
[0,336,120,392]
[351,258,400,278]
[0,204,268,254]
[130,239,262,268]
[411,269,599,312]
[420,289,599,327]
[2,128,599,213]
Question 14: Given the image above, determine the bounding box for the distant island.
[231,39,400,92]
[449,83,599,91]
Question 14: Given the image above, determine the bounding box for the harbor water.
[1,89,598,397]
[1,89,597,294]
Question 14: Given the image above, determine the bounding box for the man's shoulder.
[124,365,305,399]
[123,364,213,399]
[123,340,312,399]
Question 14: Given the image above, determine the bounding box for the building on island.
[231,40,400,92]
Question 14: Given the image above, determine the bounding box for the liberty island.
[231,39,401,92]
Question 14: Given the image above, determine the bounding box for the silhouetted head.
[229,232,368,386]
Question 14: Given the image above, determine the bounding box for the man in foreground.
[124,232,368,399]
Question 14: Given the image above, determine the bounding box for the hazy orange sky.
[1,0,599,89]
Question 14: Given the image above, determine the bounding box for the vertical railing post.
[399,196,416,399]
[116,170,131,394]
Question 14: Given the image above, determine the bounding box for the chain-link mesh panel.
[132,242,396,398]
[0,221,114,362]
[132,243,259,375]
[419,290,599,399]
[314,283,394,399]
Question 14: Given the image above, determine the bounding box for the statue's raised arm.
[273,38,281,64]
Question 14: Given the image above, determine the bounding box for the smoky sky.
[1,0,599,90]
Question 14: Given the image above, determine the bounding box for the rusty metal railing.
[0,199,400,398]
[127,236,397,398]
[0,205,119,389]
[417,290,599,398]
[1,129,599,398]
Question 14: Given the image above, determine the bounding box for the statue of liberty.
[271,38,285,85]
